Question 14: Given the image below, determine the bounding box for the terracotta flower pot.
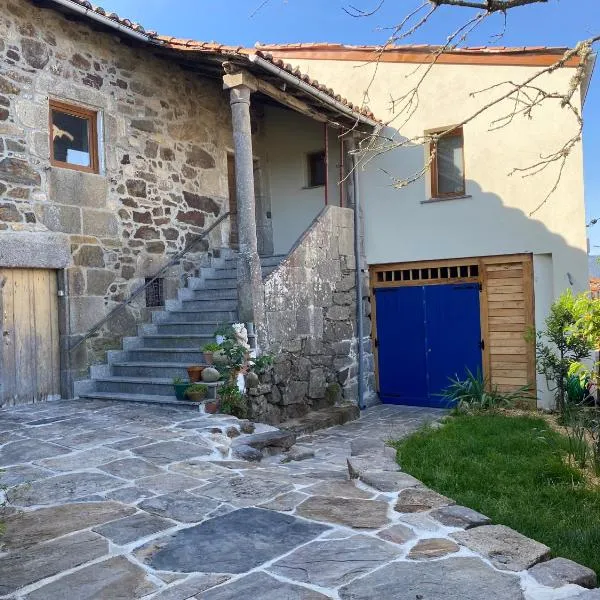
[187,366,205,383]
[204,399,219,414]
[203,352,214,365]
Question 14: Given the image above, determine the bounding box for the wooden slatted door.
[480,256,535,395]
[0,269,60,407]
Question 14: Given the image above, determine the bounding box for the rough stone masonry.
[0,0,233,381]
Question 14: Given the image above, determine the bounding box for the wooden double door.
[1,268,60,407]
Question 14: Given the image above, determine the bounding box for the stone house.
[0,0,378,423]
[0,0,593,417]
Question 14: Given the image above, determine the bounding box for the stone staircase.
[78,252,285,408]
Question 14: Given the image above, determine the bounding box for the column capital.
[223,69,258,92]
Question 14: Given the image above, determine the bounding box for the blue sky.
[101,0,599,249]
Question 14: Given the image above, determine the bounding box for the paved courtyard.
[0,400,598,599]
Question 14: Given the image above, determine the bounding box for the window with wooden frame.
[307,150,326,188]
[429,127,465,199]
[49,99,99,173]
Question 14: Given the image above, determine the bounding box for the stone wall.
[250,206,376,424]
[0,0,232,381]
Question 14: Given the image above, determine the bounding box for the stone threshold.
[278,403,361,435]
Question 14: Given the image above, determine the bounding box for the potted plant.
[172,377,190,401]
[218,383,248,418]
[187,365,205,382]
[185,383,208,402]
[202,342,221,365]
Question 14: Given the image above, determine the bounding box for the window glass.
[51,107,92,168]
[308,151,326,187]
[436,133,464,195]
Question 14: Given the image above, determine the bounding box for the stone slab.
[0,464,53,487]
[135,507,327,573]
[359,470,422,493]
[259,491,310,512]
[200,572,330,600]
[395,487,454,513]
[37,447,123,471]
[528,557,597,589]
[0,502,136,550]
[0,531,109,596]
[304,480,375,499]
[99,457,163,479]
[407,538,460,560]
[193,476,294,507]
[232,444,263,462]
[149,574,231,600]
[233,429,296,451]
[347,455,399,478]
[93,513,174,545]
[132,441,212,464]
[137,473,206,494]
[451,525,551,571]
[350,437,385,456]
[23,556,157,600]
[139,491,219,523]
[339,557,525,600]
[377,523,417,545]
[430,504,492,529]
[296,496,390,529]
[169,459,235,480]
[7,471,125,506]
[0,439,69,466]
[269,534,401,588]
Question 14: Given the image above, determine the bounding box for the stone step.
[78,392,203,410]
[279,403,361,436]
[201,277,238,290]
[210,264,279,278]
[94,376,222,397]
[126,348,206,363]
[142,334,215,348]
[225,254,286,268]
[187,277,236,291]
[180,287,238,301]
[179,298,238,311]
[155,322,224,336]
[111,362,210,379]
[154,310,237,323]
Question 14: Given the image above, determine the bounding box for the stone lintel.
[0,232,71,269]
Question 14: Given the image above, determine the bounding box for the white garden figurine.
[232,323,250,350]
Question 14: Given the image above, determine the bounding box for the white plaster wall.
[260,105,342,255]
[270,57,588,408]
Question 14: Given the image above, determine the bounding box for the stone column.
[223,70,265,349]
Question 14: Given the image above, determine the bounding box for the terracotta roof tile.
[56,0,158,36]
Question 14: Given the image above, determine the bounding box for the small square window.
[307,150,326,187]
[429,127,465,199]
[50,100,99,173]
[145,277,164,308]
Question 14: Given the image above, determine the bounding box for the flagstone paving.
[0,399,598,599]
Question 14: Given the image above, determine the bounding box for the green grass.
[395,414,600,576]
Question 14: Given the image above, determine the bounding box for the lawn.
[395,413,600,576]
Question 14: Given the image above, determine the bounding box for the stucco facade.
[262,51,589,408]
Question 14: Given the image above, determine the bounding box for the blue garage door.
[375,283,482,408]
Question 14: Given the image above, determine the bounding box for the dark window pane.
[51,109,91,167]
[308,151,326,187]
[437,133,464,195]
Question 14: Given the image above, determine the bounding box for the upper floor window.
[307,150,326,188]
[50,99,99,173]
[429,127,465,199]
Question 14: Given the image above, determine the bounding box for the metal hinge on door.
[480,339,485,350]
